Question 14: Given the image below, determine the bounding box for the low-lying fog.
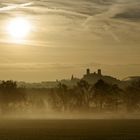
[0,80,140,120]
[1,110,140,120]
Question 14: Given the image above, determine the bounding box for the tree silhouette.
[76,80,93,110]
[51,83,70,111]
[106,84,123,111]
[93,79,110,111]
[0,80,25,113]
[124,80,140,111]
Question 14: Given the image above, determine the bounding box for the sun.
[7,17,31,40]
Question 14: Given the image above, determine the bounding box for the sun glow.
[7,18,31,40]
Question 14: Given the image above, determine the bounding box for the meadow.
[0,119,140,140]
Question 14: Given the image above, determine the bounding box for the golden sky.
[0,0,140,81]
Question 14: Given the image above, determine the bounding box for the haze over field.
[0,0,139,81]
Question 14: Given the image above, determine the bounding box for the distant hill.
[121,76,140,88]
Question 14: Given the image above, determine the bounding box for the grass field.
[0,119,140,140]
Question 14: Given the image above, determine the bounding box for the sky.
[0,0,140,82]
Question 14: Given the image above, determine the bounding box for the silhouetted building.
[84,68,102,78]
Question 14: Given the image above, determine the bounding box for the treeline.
[0,79,140,113]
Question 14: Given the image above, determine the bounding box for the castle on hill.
[60,68,120,87]
[82,68,120,85]
[18,68,140,89]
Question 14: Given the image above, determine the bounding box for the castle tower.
[86,68,90,75]
[98,69,102,76]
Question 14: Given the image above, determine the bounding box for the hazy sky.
[0,0,140,81]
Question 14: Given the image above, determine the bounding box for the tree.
[93,79,110,111]
[0,80,26,113]
[51,83,69,111]
[124,80,140,111]
[76,80,93,110]
[106,84,123,111]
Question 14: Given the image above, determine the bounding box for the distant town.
[17,68,140,89]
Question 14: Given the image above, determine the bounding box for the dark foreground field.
[0,119,140,140]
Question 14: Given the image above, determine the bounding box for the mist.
[0,78,140,120]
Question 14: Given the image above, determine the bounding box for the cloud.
[0,0,139,82]
[0,0,139,43]
[0,2,33,12]
[113,8,140,21]
[0,63,77,71]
